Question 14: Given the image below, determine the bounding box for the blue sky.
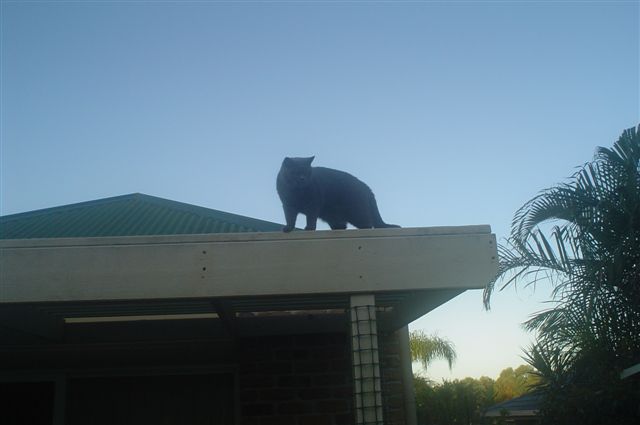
[1,1,638,381]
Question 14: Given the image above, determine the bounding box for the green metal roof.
[0,193,283,239]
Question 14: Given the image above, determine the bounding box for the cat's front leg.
[282,205,298,232]
[304,214,318,231]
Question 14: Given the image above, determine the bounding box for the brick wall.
[238,333,354,425]
[237,331,408,425]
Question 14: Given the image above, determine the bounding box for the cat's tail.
[370,194,401,229]
[376,222,401,229]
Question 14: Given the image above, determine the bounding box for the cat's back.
[312,166,371,193]
[312,166,357,184]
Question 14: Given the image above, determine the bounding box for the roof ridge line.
[0,193,143,221]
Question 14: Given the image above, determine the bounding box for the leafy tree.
[493,365,539,402]
[413,366,534,425]
[409,330,457,371]
[484,125,640,424]
[477,376,497,406]
[414,375,435,424]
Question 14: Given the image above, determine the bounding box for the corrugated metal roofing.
[0,193,283,239]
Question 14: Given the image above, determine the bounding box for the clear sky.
[1,0,638,381]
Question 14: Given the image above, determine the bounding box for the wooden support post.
[350,294,383,425]
[399,325,417,425]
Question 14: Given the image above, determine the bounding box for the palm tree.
[409,330,457,371]
[484,125,639,355]
[483,125,640,423]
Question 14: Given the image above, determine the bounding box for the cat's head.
[280,156,315,188]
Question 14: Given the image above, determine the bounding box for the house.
[0,193,498,425]
[483,393,543,425]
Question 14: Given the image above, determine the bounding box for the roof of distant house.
[484,392,543,418]
[0,193,283,239]
[621,363,640,379]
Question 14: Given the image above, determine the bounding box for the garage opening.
[66,373,235,425]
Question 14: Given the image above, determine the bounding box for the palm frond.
[409,330,457,371]
[485,124,640,379]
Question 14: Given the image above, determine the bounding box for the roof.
[621,363,640,379]
[484,392,543,418]
[0,193,283,239]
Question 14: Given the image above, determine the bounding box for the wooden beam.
[0,305,64,341]
[1,226,497,303]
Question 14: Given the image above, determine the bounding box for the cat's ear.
[283,157,293,167]
[306,156,315,166]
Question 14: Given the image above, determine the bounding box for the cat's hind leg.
[304,214,319,231]
[349,214,375,229]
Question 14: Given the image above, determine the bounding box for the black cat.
[276,156,400,232]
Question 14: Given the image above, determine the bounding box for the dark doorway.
[66,373,234,425]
